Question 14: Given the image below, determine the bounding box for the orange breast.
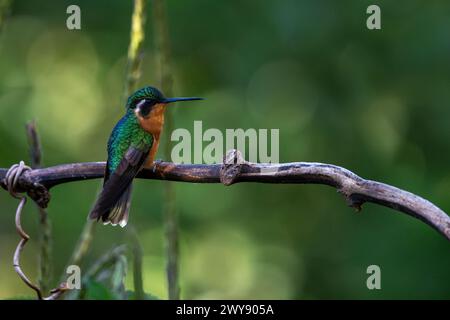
[137,103,166,136]
[136,103,166,168]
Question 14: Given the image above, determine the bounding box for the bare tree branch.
[1,149,450,242]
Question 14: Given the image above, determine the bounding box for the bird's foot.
[151,159,163,173]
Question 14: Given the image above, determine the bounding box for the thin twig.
[1,149,450,242]
[26,121,42,169]
[153,0,180,300]
[26,121,52,294]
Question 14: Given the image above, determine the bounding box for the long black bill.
[162,97,204,104]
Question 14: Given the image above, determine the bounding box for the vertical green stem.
[26,121,52,295]
[127,226,145,300]
[66,219,96,269]
[125,0,147,97]
[37,207,51,293]
[152,0,180,300]
[61,219,96,293]
[163,181,179,300]
[125,0,148,299]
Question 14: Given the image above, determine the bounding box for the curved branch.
[6,164,68,300]
[1,150,449,241]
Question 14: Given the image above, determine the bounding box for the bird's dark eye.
[136,99,157,117]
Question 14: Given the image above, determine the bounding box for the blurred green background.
[1,0,450,299]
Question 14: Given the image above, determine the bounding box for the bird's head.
[127,86,203,119]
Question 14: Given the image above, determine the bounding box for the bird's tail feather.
[89,184,132,228]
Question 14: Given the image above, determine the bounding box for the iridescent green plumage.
[125,86,165,109]
[107,110,153,174]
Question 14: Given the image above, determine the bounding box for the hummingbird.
[89,86,203,227]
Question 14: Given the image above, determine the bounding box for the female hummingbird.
[89,86,203,227]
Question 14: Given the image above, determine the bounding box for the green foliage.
[64,246,158,300]
[84,281,116,300]
[66,246,129,300]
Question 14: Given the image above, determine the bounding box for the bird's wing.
[89,145,150,221]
